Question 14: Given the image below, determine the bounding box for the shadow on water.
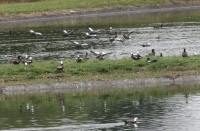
[1,84,200,130]
[0,9,200,63]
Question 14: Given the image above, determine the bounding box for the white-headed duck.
[84,32,99,39]
[123,117,138,125]
[62,29,76,37]
[57,61,64,70]
[131,52,142,60]
[29,30,44,38]
[76,55,83,62]
[141,43,151,47]
[24,57,33,66]
[69,40,88,49]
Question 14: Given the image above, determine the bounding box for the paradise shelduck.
[147,49,155,56]
[62,29,76,37]
[4,30,12,35]
[131,52,142,60]
[84,32,99,39]
[24,57,33,66]
[147,58,157,63]
[76,55,83,62]
[57,61,64,70]
[153,24,163,29]
[69,40,88,49]
[29,30,44,38]
[90,50,111,60]
[86,27,98,34]
[84,52,89,59]
[182,48,188,57]
[13,56,22,65]
[123,117,138,125]
[141,43,151,47]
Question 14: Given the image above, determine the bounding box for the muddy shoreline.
[1,4,200,94]
[2,75,200,95]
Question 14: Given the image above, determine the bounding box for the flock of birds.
[10,23,189,71]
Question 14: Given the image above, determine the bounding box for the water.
[0,85,200,131]
[0,9,200,63]
[1,8,200,131]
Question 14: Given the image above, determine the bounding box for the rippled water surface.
[1,85,200,131]
[0,9,200,63]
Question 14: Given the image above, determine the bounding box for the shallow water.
[0,85,200,131]
[0,9,200,63]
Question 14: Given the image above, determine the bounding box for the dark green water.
[0,85,200,130]
[0,9,200,63]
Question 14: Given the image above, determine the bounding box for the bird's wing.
[90,50,99,55]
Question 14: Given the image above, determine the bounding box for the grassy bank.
[0,0,199,17]
[1,55,200,86]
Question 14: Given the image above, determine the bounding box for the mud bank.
[1,75,200,95]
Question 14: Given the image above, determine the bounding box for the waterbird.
[13,56,22,65]
[147,58,157,63]
[123,117,138,125]
[153,24,163,29]
[86,27,98,34]
[76,55,83,62]
[57,61,64,70]
[131,52,142,60]
[84,52,89,59]
[69,40,88,49]
[141,43,151,47]
[147,49,155,56]
[90,50,111,60]
[29,30,43,37]
[182,48,188,57]
[62,29,76,37]
[84,32,99,39]
[24,57,33,66]
[4,30,12,35]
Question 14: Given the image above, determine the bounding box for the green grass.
[1,55,200,86]
[0,0,198,15]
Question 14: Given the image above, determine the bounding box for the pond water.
[0,8,200,63]
[0,85,200,131]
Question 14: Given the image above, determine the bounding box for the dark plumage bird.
[154,24,163,29]
[13,56,22,65]
[182,48,188,57]
[57,61,64,70]
[141,43,151,47]
[147,58,157,63]
[84,52,89,59]
[4,30,12,35]
[123,117,138,125]
[160,53,163,57]
[147,49,155,56]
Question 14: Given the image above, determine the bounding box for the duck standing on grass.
[147,49,155,56]
[76,55,83,62]
[13,56,22,65]
[123,117,138,125]
[57,61,64,71]
[24,57,33,66]
[182,48,188,57]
